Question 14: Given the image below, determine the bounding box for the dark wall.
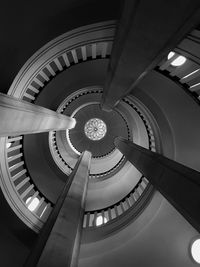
[0,225,29,267]
[0,0,122,93]
[0,188,37,266]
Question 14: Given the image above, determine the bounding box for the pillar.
[101,0,200,111]
[115,137,200,233]
[0,93,76,136]
[24,151,91,267]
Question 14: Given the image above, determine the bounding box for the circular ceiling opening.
[84,118,107,141]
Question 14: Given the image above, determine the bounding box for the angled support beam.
[101,0,200,111]
[0,93,76,136]
[24,151,91,267]
[115,137,200,233]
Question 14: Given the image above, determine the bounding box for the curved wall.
[79,193,198,267]
[78,70,200,267]
[0,0,122,94]
[0,5,199,265]
[23,60,109,203]
[136,70,200,171]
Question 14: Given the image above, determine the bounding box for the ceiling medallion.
[84,118,107,141]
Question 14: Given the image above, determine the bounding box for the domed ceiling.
[68,104,128,157]
[0,21,159,236]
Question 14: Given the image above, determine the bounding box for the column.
[24,151,91,267]
[115,137,200,233]
[0,93,75,136]
[101,0,200,111]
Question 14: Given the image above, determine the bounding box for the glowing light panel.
[84,118,107,141]
[96,215,108,226]
[191,239,200,264]
[6,142,11,148]
[167,51,186,66]
[26,197,40,212]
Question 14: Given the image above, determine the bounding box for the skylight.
[84,118,107,141]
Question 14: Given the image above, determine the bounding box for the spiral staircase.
[0,1,200,267]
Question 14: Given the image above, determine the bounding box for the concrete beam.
[115,137,200,233]
[101,0,200,111]
[0,93,76,136]
[24,151,91,267]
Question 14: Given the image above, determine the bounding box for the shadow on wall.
[0,189,37,266]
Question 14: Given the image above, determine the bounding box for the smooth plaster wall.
[79,192,198,267]
[78,71,200,267]
[137,70,200,171]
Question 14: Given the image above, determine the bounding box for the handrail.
[0,136,52,232]
[83,176,150,228]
